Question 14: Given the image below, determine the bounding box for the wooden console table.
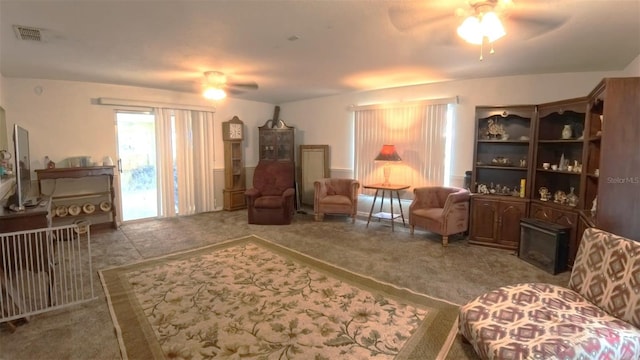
[364,183,410,232]
[0,200,51,233]
[35,166,117,229]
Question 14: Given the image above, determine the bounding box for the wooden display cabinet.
[532,98,588,208]
[469,77,640,257]
[471,106,535,197]
[582,90,603,215]
[469,196,528,250]
[469,106,534,249]
[258,119,294,162]
[529,98,588,264]
[592,77,640,240]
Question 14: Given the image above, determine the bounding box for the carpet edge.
[98,270,128,360]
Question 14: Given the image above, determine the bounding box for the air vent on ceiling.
[13,25,43,41]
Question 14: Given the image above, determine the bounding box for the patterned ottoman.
[458,228,640,360]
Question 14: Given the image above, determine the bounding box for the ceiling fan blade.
[225,88,248,95]
[226,81,259,90]
[507,12,568,39]
[388,3,451,32]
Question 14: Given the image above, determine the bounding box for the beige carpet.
[100,235,460,360]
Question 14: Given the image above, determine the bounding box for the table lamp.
[374,144,402,186]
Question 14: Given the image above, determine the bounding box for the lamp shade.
[374,145,402,162]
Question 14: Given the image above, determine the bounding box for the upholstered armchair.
[314,178,360,223]
[409,186,470,246]
[245,160,295,225]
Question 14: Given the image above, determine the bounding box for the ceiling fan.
[388,0,568,51]
[202,71,259,100]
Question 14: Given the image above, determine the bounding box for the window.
[354,99,455,197]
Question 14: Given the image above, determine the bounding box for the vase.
[567,187,578,207]
[561,124,572,139]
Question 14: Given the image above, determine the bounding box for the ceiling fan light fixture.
[457,16,483,45]
[458,11,505,44]
[481,12,506,42]
[203,86,226,101]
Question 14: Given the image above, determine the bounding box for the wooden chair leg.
[442,235,449,247]
[410,225,414,235]
[314,213,324,222]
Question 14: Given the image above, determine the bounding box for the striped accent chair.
[458,227,640,359]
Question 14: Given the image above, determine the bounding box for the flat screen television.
[9,124,31,210]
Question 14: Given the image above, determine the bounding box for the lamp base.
[383,164,391,186]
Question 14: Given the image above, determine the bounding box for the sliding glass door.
[116,112,158,221]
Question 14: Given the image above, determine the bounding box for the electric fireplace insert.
[519,218,570,274]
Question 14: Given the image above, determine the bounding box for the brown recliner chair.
[245,160,295,225]
[314,178,360,223]
[409,186,470,246]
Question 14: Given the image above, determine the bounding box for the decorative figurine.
[486,118,506,140]
[554,190,567,204]
[539,187,549,201]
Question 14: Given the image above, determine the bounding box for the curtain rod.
[347,96,458,111]
[97,97,216,113]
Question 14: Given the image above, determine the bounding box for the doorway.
[116,112,158,221]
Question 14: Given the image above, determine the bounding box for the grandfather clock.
[222,116,246,210]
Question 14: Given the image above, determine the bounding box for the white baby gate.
[1,224,96,323]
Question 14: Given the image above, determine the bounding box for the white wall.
[622,54,640,77]
[281,70,632,185]
[0,74,6,109]
[4,78,274,171]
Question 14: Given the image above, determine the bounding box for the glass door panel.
[116,112,158,221]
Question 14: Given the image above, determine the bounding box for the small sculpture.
[486,118,506,139]
[554,190,567,204]
[539,187,549,201]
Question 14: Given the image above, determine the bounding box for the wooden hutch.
[469,77,640,265]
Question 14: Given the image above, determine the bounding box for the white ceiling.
[1,0,639,104]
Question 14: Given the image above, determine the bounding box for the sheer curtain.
[155,108,216,217]
[354,99,454,198]
[155,108,176,217]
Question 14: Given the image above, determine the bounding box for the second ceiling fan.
[202,71,259,100]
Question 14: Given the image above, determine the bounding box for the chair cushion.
[459,282,640,360]
[254,195,284,209]
[319,195,351,206]
[412,207,444,221]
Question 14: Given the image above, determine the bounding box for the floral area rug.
[99,235,459,360]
